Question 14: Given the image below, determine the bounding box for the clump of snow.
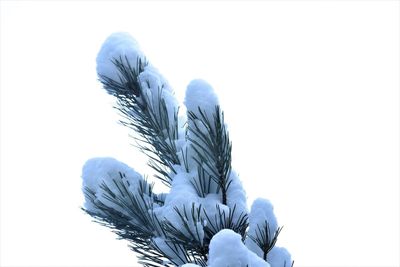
[267,246,292,267]
[96,32,144,85]
[250,198,278,239]
[138,65,179,127]
[162,169,199,208]
[153,169,205,245]
[246,198,279,258]
[81,157,144,214]
[226,170,248,221]
[208,229,270,267]
[138,65,174,94]
[184,79,219,119]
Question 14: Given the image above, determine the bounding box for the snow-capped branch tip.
[208,229,270,267]
[96,32,145,89]
[81,157,144,214]
[184,79,219,118]
[245,198,294,267]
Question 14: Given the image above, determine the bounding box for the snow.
[138,65,173,93]
[245,198,279,258]
[226,170,248,222]
[96,32,144,86]
[153,169,205,247]
[250,198,278,240]
[184,79,219,119]
[206,228,291,267]
[181,264,201,267]
[156,185,199,225]
[208,229,270,267]
[138,65,179,127]
[161,168,199,207]
[267,246,292,267]
[81,157,144,214]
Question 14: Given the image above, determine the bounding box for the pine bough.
[82,32,293,267]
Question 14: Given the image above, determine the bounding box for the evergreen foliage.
[82,33,293,267]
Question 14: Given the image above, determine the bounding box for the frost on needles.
[82,32,293,267]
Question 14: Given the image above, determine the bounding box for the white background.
[1,1,399,267]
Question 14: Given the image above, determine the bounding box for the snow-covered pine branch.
[82,32,293,267]
[97,32,183,187]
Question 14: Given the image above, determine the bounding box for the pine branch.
[98,56,180,186]
[98,56,146,99]
[190,166,215,197]
[82,171,174,265]
[203,204,248,244]
[187,106,232,204]
[151,239,193,266]
[248,220,283,261]
[163,203,208,264]
[83,171,211,266]
[84,33,295,267]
